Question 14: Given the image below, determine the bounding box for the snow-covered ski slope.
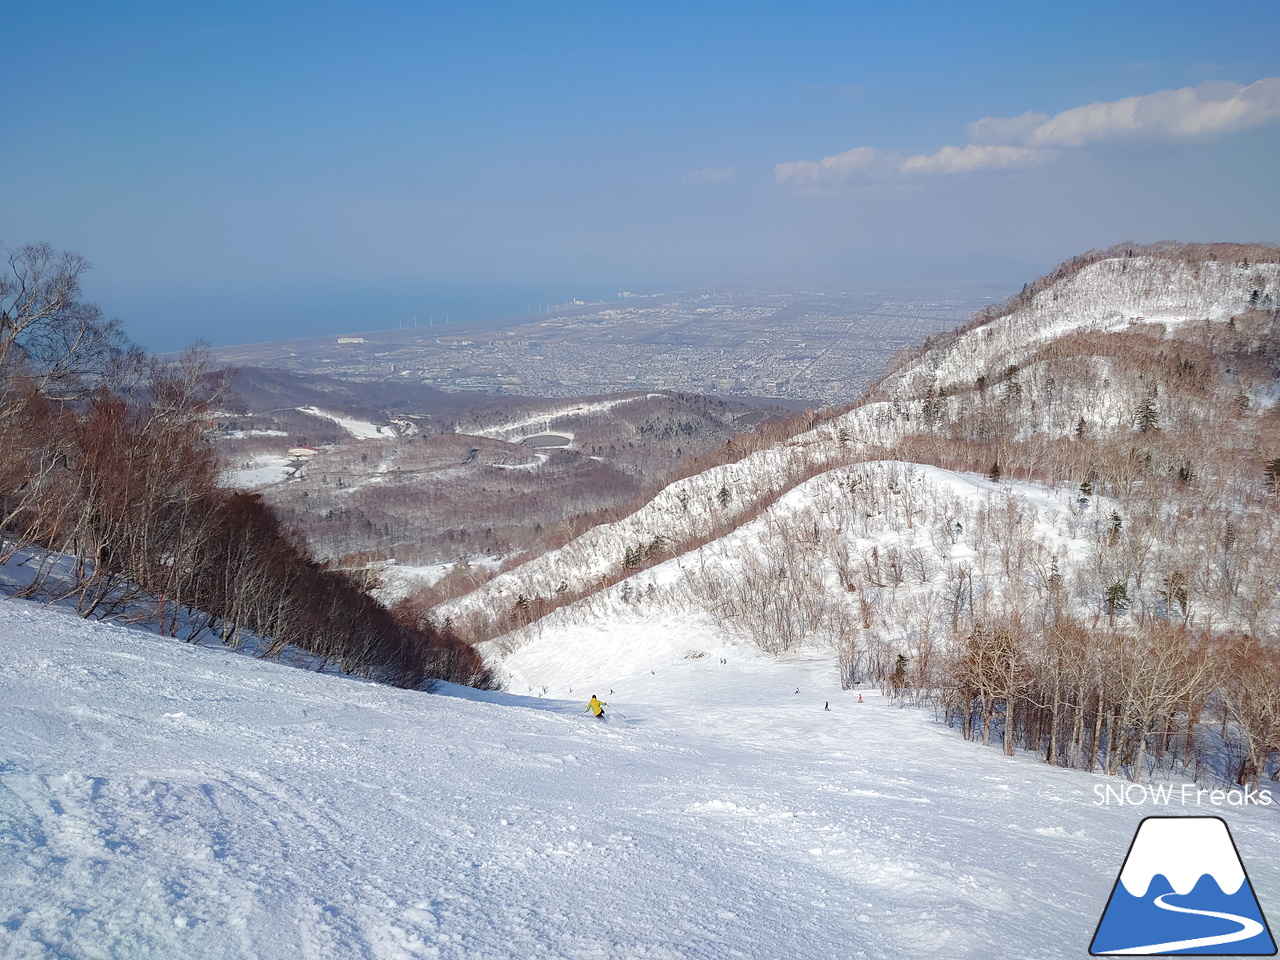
[459,394,664,442]
[297,406,393,440]
[4,598,1279,959]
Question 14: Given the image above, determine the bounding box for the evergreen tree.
[1136,393,1159,433]
[1104,581,1130,620]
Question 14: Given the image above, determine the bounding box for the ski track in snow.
[2,598,1279,959]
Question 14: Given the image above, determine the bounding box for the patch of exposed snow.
[221,455,300,488]
[222,429,289,439]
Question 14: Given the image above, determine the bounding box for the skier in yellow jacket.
[586,695,608,719]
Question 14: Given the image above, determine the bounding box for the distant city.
[207,286,998,404]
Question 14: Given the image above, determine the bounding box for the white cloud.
[978,77,1280,148]
[774,146,882,185]
[967,110,1049,146]
[775,142,1044,185]
[900,143,1049,175]
[685,166,737,183]
[777,76,1280,190]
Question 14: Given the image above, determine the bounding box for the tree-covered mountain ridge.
[437,241,1280,786]
[877,241,1280,397]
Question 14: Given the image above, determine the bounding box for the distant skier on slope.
[586,695,608,719]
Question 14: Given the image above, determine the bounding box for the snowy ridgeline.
[435,403,909,625]
[463,457,1280,672]
[5,596,1280,959]
[438,263,1278,630]
[442,251,1280,712]
[880,256,1280,396]
[488,463,1067,658]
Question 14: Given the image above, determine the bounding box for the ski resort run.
[4,597,1278,959]
[297,406,394,440]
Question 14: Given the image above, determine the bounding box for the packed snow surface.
[3,599,1278,959]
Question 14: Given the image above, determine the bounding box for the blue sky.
[3,0,1278,351]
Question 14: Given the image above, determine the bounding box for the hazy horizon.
[4,0,1278,352]
[94,256,1027,355]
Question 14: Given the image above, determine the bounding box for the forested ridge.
[0,242,494,688]
[449,242,1280,788]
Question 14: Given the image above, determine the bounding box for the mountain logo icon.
[1091,816,1276,956]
